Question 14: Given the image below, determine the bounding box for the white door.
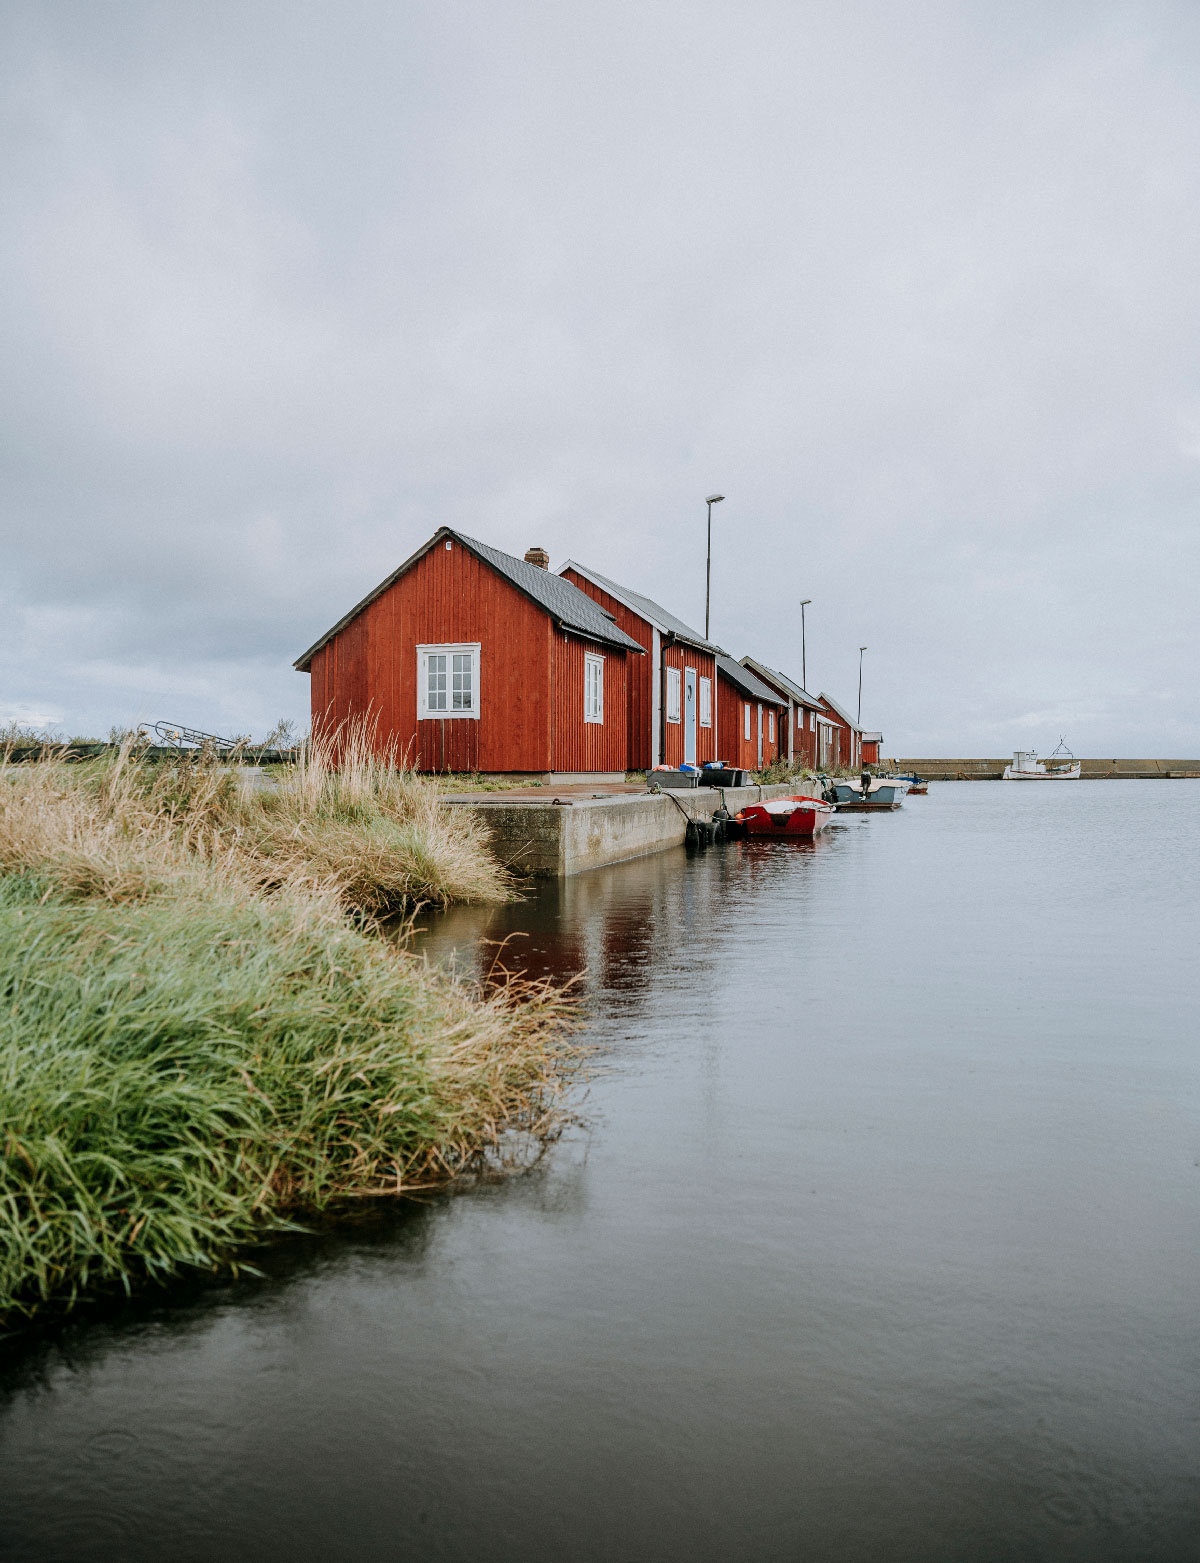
[756,703,764,768]
[684,669,697,765]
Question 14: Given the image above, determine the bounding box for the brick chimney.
[524,545,550,570]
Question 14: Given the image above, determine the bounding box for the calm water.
[2,782,1198,1562]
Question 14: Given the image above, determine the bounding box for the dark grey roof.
[295,528,643,669]
[716,654,786,704]
[458,534,643,650]
[739,655,821,708]
[818,691,862,731]
[558,560,722,653]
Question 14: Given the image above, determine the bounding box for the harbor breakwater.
[893,758,1200,780]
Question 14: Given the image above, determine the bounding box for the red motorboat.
[735,795,835,836]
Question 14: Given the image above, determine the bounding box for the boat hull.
[737,797,835,836]
[832,782,904,807]
[1001,764,1081,780]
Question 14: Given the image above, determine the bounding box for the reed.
[0,718,511,914]
[0,728,574,1322]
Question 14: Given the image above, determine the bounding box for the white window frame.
[417,642,480,720]
[584,652,604,724]
[744,702,751,741]
[698,676,712,728]
[666,666,682,724]
[769,709,775,742]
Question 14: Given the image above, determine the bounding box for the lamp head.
[705,493,725,504]
[800,598,812,607]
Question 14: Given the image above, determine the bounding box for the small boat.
[736,795,835,836]
[831,779,904,811]
[887,771,927,795]
[1002,740,1081,780]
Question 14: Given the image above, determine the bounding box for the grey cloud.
[3,0,1199,750]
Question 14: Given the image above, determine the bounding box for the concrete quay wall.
[445,782,816,877]
[893,758,1200,781]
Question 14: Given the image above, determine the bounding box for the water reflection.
[414,832,841,1004]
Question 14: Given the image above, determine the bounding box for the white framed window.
[796,708,803,729]
[417,643,480,719]
[769,710,776,741]
[666,666,682,723]
[744,702,751,740]
[810,710,817,731]
[584,652,604,723]
[698,676,712,728]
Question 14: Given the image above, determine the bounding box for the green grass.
[0,730,576,1323]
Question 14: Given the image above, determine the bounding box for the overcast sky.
[3,0,1199,753]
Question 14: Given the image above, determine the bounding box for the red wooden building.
[861,731,882,766]
[739,656,824,768]
[715,655,788,772]
[294,529,643,779]
[817,692,864,771]
[558,562,721,772]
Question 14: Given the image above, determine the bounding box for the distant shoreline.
[891,758,1200,780]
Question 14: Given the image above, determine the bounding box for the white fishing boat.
[1002,740,1081,780]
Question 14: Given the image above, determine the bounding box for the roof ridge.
[739,655,820,706]
[818,691,861,730]
[559,558,723,653]
[295,527,643,669]
[716,652,787,704]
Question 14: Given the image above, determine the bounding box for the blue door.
[684,669,697,765]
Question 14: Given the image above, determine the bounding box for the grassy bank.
[0,733,575,1322]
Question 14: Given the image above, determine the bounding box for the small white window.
[698,676,712,728]
[744,702,751,741]
[810,710,816,731]
[796,708,802,729]
[584,653,604,723]
[666,667,682,723]
[769,710,775,741]
[417,643,480,719]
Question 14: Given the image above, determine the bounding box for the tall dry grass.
[0,718,510,914]
[252,719,510,911]
[0,726,575,1322]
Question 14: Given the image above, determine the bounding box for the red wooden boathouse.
[817,692,864,771]
[294,529,643,779]
[558,562,721,772]
[739,656,823,769]
[715,655,788,772]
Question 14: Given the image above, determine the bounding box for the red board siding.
[818,700,860,769]
[659,642,718,769]
[305,539,630,773]
[560,570,718,771]
[551,632,628,774]
[716,673,785,772]
[791,706,818,768]
[560,572,656,768]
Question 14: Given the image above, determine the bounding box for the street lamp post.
[704,494,724,640]
[799,599,811,691]
[858,646,868,725]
